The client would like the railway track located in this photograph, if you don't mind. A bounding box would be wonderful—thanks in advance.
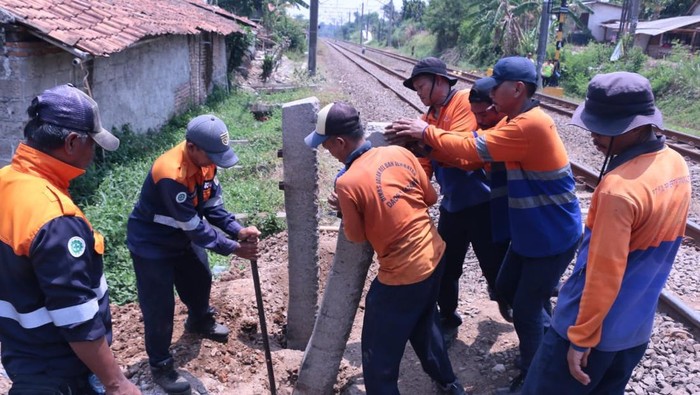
[338,40,700,165]
[325,39,700,333]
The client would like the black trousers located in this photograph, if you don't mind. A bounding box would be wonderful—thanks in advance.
[9,374,98,395]
[132,245,213,365]
[436,202,509,328]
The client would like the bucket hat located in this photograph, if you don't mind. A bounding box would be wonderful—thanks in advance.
[403,57,457,91]
[570,72,663,136]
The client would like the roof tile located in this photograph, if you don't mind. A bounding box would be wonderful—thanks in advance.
[0,0,249,57]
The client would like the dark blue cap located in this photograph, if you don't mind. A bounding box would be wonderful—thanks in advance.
[35,84,120,151]
[186,114,239,168]
[482,56,538,90]
[469,78,494,104]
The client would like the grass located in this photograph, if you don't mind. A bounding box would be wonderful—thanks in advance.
[72,86,315,304]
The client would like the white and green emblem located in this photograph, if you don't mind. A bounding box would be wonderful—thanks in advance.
[68,236,86,258]
[176,192,187,203]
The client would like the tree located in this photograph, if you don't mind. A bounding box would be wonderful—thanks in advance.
[402,0,426,23]
[609,0,695,19]
[424,0,471,51]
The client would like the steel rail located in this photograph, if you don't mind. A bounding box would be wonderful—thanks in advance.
[329,39,700,332]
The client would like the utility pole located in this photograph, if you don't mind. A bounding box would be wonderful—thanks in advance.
[535,0,551,88]
[360,3,364,44]
[308,0,318,75]
[628,0,641,37]
[386,4,394,47]
[554,0,568,62]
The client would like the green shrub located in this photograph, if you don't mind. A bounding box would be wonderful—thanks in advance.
[71,88,312,304]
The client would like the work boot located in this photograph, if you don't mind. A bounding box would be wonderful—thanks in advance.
[492,372,525,394]
[438,380,468,395]
[185,312,229,343]
[151,359,191,395]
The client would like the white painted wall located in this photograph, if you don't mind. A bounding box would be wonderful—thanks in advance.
[91,36,190,134]
[586,3,623,42]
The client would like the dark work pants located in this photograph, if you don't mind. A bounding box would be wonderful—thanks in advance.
[132,245,213,366]
[9,374,97,395]
[361,260,456,394]
[495,243,577,375]
[437,202,509,328]
[522,329,647,395]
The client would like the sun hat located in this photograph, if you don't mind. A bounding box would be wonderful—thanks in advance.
[480,57,537,91]
[570,72,663,136]
[402,57,458,91]
[304,102,362,148]
[34,84,120,151]
[186,114,239,168]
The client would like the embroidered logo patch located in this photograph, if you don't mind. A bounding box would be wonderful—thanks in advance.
[176,192,187,203]
[220,132,230,146]
[68,236,86,258]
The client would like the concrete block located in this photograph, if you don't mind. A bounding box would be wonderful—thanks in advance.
[282,96,320,351]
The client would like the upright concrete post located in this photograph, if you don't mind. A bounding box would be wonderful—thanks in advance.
[282,97,320,350]
[293,123,386,395]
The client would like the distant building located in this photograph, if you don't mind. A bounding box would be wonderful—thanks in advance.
[578,1,624,42]
[601,16,700,57]
[0,0,257,165]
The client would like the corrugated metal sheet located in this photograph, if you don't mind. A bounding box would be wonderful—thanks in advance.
[0,0,257,57]
[602,15,700,36]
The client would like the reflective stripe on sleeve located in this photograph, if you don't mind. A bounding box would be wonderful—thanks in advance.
[475,135,493,161]
[509,191,578,209]
[153,214,201,231]
[0,275,108,329]
[203,195,223,209]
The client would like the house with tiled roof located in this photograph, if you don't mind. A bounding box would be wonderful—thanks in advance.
[0,0,258,164]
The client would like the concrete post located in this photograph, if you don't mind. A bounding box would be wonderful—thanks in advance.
[294,227,374,394]
[293,123,386,394]
[282,97,320,350]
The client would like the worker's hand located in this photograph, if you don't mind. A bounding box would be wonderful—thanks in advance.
[234,239,259,260]
[238,226,261,242]
[105,378,141,395]
[384,122,415,147]
[327,191,340,211]
[567,345,591,385]
[392,118,429,141]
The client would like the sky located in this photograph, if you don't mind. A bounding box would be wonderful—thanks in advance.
[288,0,404,25]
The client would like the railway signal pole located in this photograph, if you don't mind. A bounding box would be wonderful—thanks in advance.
[308,0,318,75]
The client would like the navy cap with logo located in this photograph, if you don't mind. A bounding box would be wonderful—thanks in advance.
[469,78,494,104]
[35,84,120,151]
[570,72,663,136]
[304,102,362,148]
[186,114,239,168]
[402,57,458,91]
[481,56,538,91]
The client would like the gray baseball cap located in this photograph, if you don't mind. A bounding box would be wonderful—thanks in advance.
[186,114,239,168]
[35,84,120,151]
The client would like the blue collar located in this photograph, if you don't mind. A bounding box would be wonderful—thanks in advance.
[606,135,665,173]
[344,140,373,169]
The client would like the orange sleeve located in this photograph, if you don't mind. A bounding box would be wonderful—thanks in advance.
[417,156,434,179]
[336,183,367,243]
[567,193,633,348]
[414,156,438,206]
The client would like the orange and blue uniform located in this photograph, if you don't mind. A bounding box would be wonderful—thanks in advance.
[423,101,582,377]
[417,88,508,328]
[336,143,458,393]
[524,136,691,395]
[126,141,243,366]
[423,102,581,257]
[0,144,111,379]
[127,141,243,258]
[553,138,691,351]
